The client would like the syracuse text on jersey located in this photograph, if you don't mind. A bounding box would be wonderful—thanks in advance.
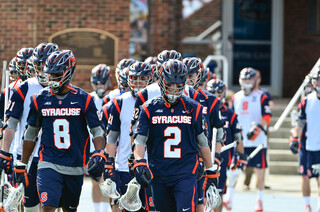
[152,115,192,124]
[41,108,81,116]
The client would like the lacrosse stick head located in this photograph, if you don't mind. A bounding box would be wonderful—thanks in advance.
[99,178,120,199]
[4,184,24,212]
[312,163,320,175]
[119,178,142,211]
[204,185,221,212]
[226,168,242,187]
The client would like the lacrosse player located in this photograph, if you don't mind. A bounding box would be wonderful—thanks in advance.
[207,79,245,211]
[17,50,107,212]
[232,67,272,211]
[132,59,219,212]
[289,71,320,212]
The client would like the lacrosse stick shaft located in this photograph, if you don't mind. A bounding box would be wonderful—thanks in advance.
[1,61,7,91]
[211,128,217,163]
[220,141,238,153]
[247,144,264,161]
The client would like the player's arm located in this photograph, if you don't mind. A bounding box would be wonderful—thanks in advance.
[105,99,121,157]
[259,93,272,128]
[21,125,40,163]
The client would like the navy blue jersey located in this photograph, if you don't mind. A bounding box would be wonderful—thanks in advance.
[135,95,205,182]
[188,88,225,144]
[297,99,307,149]
[220,104,242,165]
[27,85,103,167]
[101,101,113,132]
[259,88,273,101]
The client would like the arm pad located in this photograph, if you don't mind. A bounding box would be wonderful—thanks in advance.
[134,134,148,146]
[107,130,120,145]
[233,132,242,141]
[197,132,209,148]
[90,126,105,140]
[6,117,19,131]
[23,125,40,142]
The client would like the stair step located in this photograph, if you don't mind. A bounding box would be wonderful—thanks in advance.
[269,138,289,150]
[268,128,291,138]
[268,149,298,162]
[270,117,292,128]
[269,161,299,175]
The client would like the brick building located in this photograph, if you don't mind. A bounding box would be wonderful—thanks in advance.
[0,0,319,97]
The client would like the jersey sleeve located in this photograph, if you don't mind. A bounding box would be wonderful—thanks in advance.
[27,95,42,127]
[209,97,225,128]
[107,98,122,132]
[194,103,205,136]
[298,97,307,120]
[260,93,272,126]
[131,90,148,125]
[84,94,104,129]
[229,111,242,136]
[101,101,112,129]
[134,103,151,137]
[6,82,28,120]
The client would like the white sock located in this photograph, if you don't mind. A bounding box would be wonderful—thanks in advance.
[304,196,311,206]
[101,202,112,212]
[257,190,264,201]
[93,203,100,212]
[24,205,39,212]
[228,187,235,203]
[317,196,320,210]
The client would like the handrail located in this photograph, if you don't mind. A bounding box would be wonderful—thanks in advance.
[269,58,320,132]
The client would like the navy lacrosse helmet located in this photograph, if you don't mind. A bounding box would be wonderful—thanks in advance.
[115,59,136,91]
[158,59,187,105]
[157,50,182,66]
[91,64,111,98]
[239,67,257,95]
[15,47,34,80]
[144,56,159,84]
[128,61,153,96]
[44,50,76,94]
[8,57,19,82]
[207,79,227,103]
[183,57,204,89]
[26,57,35,78]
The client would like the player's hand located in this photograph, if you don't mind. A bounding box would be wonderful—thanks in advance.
[203,165,220,193]
[104,157,116,181]
[197,157,205,181]
[247,123,265,141]
[133,159,153,188]
[289,136,300,154]
[0,150,13,175]
[87,150,108,182]
[231,152,248,171]
[128,154,135,178]
[0,121,7,140]
[14,161,29,188]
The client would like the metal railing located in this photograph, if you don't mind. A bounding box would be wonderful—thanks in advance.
[269,58,320,132]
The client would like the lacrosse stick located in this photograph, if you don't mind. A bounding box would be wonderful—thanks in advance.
[220,141,238,153]
[226,144,264,187]
[204,184,221,212]
[99,178,120,199]
[1,61,7,91]
[311,163,320,175]
[119,178,142,211]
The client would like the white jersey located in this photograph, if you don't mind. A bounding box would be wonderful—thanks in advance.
[233,89,270,148]
[304,92,320,151]
[11,78,43,157]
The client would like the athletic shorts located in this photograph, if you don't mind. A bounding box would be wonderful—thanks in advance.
[245,147,268,169]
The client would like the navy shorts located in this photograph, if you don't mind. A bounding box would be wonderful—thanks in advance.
[197,177,204,204]
[15,155,40,207]
[140,186,156,211]
[114,171,131,195]
[307,150,320,178]
[299,147,309,176]
[37,168,83,211]
[151,175,198,212]
[245,147,268,169]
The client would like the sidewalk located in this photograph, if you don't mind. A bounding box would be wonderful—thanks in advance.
[77,174,319,211]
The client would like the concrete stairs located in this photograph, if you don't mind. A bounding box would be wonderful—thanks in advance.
[268,100,299,175]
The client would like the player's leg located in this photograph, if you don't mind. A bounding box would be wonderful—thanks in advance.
[37,168,64,212]
[24,158,40,212]
[214,160,227,212]
[139,186,156,211]
[196,177,205,212]
[91,177,111,212]
[112,171,131,212]
[255,148,267,212]
[300,148,311,211]
[173,175,198,212]
[309,150,320,212]
[59,173,84,212]
[243,167,254,190]
[152,181,176,212]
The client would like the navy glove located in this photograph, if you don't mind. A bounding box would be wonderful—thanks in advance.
[133,159,153,188]
[0,121,7,140]
[231,152,248,171]
[128,154,135,178]
[14,161,29,188]
[289,136,300,154]
[197,157,205,181]
[202,166,220,193]
[247,123,266,141]
[0,150,13,175]
[214,153,223,167]
[87,150,108,182]
[104,157,116,181]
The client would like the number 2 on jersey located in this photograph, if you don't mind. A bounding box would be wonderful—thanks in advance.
[164,126,181,158]
[53,119,71,149]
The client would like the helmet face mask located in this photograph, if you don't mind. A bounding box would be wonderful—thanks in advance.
[91,64,111,98]
[8,58,19,82]
[127,62,153,96]
[158,59,187,105]
[207,79,227,103]
[239,67,257,95]
[15,48,34,81]
[312,77,320,94]
[183,57,204,89]
[115,59,136,92]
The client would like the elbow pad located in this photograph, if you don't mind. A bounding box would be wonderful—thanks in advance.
[6,117,19,131]
[197,132,209,148]
[216,127,225,143]
[90,126,105,140]
[23,125,40,142]
[107,130,120,145]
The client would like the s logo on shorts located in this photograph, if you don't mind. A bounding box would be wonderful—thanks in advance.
[41,192,48,202]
